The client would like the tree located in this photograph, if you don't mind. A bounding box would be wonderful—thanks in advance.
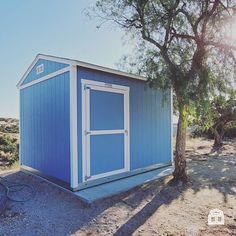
[195,91,236,149]
[92,0,236,181]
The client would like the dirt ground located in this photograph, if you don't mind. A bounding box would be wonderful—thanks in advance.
[0,138,235,236]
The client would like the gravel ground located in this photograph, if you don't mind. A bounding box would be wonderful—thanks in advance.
[0,138,235,236]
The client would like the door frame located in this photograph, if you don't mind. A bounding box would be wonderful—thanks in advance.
[81,79,130,182]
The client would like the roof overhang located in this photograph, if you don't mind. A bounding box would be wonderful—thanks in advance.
[17,54,147,88]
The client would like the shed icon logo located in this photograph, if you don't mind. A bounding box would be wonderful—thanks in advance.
[208,209,224,225]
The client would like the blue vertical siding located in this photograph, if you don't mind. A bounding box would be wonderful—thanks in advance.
[22,59,69,85]
[20,72,70,182]
[77,67,172,183]
[20,56,171,186]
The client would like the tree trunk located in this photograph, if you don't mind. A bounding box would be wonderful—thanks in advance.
[213,132,222,148]
[212,126,224,149]
[173,108,188,182]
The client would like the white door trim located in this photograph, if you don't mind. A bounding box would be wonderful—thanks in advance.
[81,79,130,182]
[81,79,130,91]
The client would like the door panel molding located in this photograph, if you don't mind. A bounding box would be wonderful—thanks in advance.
[81,79,130,182]
[89,130,126,135]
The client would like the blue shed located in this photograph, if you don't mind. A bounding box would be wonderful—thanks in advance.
[17,54,173,191]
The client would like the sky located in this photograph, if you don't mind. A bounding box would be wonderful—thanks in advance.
[0,0,134,118]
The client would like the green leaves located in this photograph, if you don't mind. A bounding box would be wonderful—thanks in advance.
[93,0,236,94]
[0,135,17,154]
[193,91,236,133]
[93,0,236,130]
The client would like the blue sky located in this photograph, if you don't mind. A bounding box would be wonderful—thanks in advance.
[0,0,134,118]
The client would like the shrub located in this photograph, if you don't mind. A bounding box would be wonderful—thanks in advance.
[0,124,18,134]
[191,123,236,140]
[0,134,19,166]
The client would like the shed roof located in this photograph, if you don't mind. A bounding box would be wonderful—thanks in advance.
[17,54,147,88]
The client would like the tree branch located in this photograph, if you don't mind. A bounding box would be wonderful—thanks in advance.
[171,27,196,41]
[205,41,236,51]
[194,0,221,38]
[178,8,198,38]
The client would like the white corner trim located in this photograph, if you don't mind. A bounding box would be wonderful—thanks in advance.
[19,92,22,166]
[18,67,70,90]
[81,80,87,183]
[70,65,79,189]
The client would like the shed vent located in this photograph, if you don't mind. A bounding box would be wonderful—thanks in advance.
[36,64,44,74]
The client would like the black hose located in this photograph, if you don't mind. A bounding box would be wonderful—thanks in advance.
[0,176,35,203]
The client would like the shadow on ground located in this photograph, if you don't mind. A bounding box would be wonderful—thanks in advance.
[0,147,236,235]
[113,153,236,235]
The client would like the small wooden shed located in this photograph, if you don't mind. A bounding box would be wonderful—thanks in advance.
[17,54,173,191]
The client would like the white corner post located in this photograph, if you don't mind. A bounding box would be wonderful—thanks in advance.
[18,92,22,166]
[70,64,78,189]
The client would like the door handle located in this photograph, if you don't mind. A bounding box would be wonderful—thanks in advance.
[84,130,91,135]
[85,175,91,180]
